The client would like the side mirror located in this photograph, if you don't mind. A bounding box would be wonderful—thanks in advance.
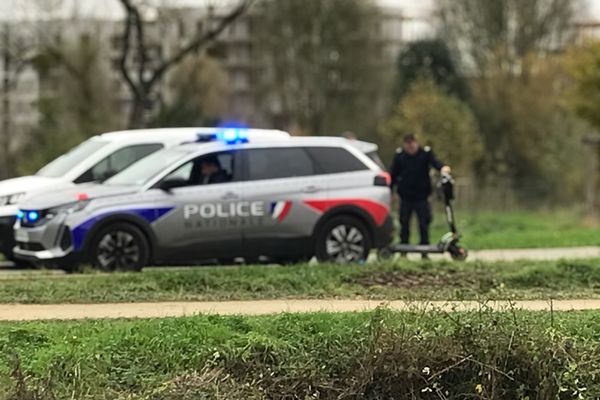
[157,178,188,192]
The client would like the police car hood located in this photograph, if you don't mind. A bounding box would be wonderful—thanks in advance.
[0,175,65,198]
[19,184,140,210]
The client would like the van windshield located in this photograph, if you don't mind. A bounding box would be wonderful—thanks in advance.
[37,139,110,178]
[104,147,195,187]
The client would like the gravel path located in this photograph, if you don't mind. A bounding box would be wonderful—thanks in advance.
[1,299,599,321]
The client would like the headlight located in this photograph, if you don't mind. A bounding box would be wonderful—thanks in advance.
[0,192,26,207]
[46,200,90,219]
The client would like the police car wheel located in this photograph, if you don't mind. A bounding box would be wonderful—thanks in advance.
[90,223,149,272]
[316,216,372,264]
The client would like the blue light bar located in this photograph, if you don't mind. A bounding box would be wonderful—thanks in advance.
[216,127,248,144]
[16,210,24,220]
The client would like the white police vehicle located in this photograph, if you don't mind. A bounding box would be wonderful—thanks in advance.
[13,129,393,271]
[0,128,289,261]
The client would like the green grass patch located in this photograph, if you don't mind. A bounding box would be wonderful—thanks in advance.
[2,258,600,304]
[1,309,600,399]
[429,209,599,249]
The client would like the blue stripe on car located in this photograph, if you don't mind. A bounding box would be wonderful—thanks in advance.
[71,207,174,251]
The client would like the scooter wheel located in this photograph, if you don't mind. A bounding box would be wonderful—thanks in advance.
[377,247,395,262]
[449,246,468,261]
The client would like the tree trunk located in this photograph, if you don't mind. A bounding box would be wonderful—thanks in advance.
[127,96,146,129]
[0,26,12,179]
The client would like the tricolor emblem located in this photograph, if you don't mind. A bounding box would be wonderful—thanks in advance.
[270,201,292,223]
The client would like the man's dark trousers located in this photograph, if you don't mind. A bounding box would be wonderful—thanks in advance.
[399,198,432,245]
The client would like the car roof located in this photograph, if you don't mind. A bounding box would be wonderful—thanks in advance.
[96,128,290,142]
[178,135,376,150]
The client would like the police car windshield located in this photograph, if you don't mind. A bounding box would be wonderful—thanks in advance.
[104,147,195,187]
[37,139,109,178]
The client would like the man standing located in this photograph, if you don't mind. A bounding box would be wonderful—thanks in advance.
[389,134,451,254]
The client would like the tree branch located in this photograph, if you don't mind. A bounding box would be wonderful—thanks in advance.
[118,0,142,100]
[147,0,254,88]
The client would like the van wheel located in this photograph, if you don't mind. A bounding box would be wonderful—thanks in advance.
[89,223,149,272]
[316,216,372,263]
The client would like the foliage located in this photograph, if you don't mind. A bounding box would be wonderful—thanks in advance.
[17,34,118,175]
[470,54,588,202]
[435,0,585,205]
[150,56,229,128]
[565,41,600,130]
[437,0,576,76]
[1,310,600,399]
[255,0,387,137]
[3,257,600,304]
[395,39,469,102]
[381,79,482,175]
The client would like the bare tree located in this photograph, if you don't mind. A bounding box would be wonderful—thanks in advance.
[117,0,254,129]
[0,23,36,179]
[437,0,578,76]
[254,0,385,136]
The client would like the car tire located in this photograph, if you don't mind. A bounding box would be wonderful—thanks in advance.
[89,223,150,272]
[315,216,372,263]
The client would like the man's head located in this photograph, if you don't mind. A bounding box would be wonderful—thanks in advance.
[402,133,420,155]
[200,156,221,176]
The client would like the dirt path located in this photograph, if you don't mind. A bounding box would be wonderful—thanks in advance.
[2,299,600,321]
[466,246,600,262]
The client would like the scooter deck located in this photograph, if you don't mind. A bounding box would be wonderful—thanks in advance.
[388,244,445,254]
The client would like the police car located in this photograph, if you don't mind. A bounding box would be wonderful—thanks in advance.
[0,128,289,261]
[13,129,393,271]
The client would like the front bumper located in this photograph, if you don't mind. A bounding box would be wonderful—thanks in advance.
[12,214,75,262]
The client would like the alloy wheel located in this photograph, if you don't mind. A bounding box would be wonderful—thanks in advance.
[325,224,366,263]
[96,231,141,271]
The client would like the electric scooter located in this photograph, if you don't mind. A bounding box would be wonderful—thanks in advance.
[378,172,468,261]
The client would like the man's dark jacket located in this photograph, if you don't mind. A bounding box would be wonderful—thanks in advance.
[389,147,444,201]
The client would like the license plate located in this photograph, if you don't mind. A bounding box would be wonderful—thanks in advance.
[15,230,29,242]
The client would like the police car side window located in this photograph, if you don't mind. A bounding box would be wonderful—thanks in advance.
[245,148,316,181]
[306,147,368,174]
[161,151,235,187]
[75,144,164,183]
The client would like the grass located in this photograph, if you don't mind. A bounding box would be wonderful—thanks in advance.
[2,258,600,304]
[428,209,599,249]
[1,309,600,399]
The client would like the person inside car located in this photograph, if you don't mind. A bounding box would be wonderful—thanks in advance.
[193,156,230,185]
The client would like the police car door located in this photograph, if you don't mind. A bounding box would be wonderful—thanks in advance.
[151,150,244,262]
[239,146,330,259]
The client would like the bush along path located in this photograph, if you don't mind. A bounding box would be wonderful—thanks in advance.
[1,309,599,399]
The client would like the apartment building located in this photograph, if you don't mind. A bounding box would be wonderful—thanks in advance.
[0,3,406,137]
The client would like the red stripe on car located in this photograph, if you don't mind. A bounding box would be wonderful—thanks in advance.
[278,202,292,222]
[304,199,390,226]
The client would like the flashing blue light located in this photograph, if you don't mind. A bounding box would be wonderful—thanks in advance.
[27,211,39,222]
[16,210,24,220]
[216,127,249,144]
